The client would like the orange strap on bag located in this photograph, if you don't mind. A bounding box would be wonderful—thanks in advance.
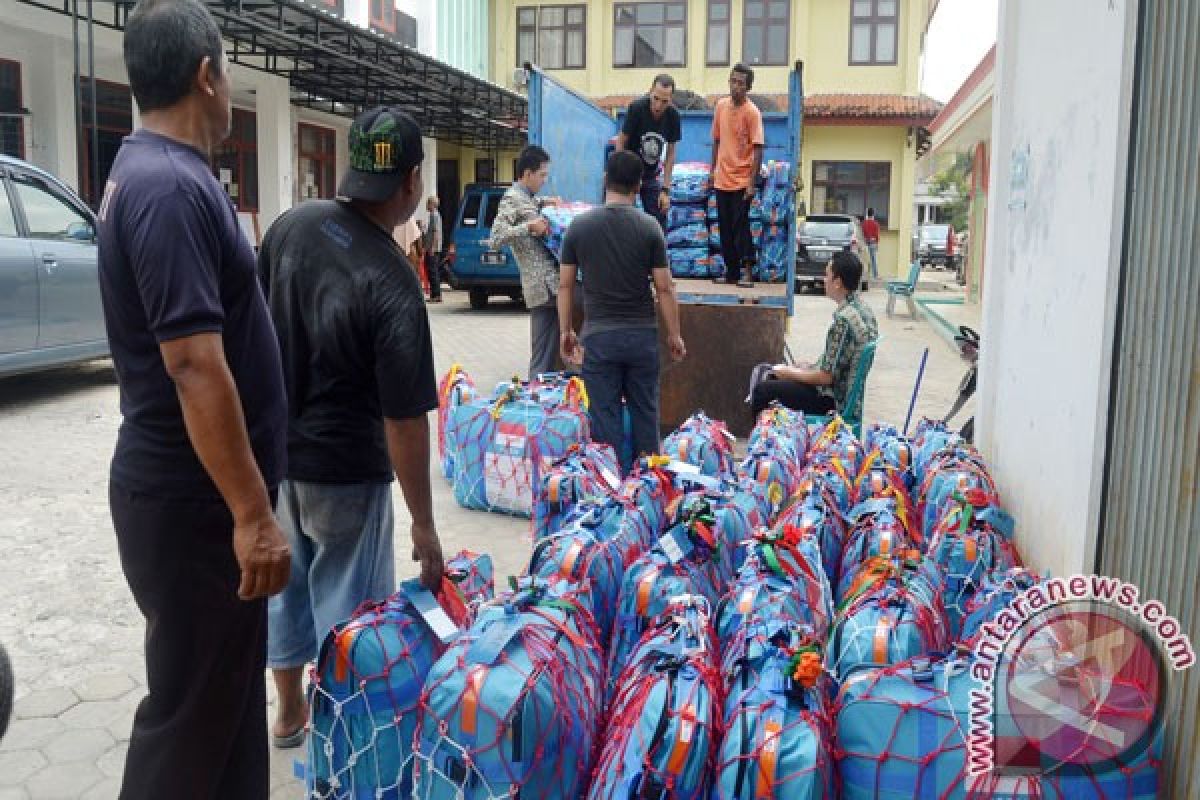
[873,613,894,664]
[755,717,783,799]
[461,665,488,736]
[665,704,697,775]
[560,540,585,579]
[636,569,658,617]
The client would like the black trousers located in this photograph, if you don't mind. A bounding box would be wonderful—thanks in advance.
[639,183,667,231]
[750,378,837,418]
[111,482,270,799]
[425,250,442,299]
[715,188,756,282]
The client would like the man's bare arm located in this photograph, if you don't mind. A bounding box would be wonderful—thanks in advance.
[651,267,686,361]
[773,364,834,386]
[160,332,289,600]
[384,415,443,589]
[558,266,580,364]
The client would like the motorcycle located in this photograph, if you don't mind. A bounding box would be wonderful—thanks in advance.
[944,325,979,443]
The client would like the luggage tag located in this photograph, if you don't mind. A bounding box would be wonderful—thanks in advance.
[657,526,693,565]
[665,459,701,476]
[400,579,461,645]
[598,464,620,490]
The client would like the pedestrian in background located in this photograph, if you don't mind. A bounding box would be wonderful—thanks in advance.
[424,196,443,303]
[98,0,290,795]
[862,206,881,281]
[711,63,764,289]
[257,106,445,750]
[558,150,686,473]
[489,145,563,379]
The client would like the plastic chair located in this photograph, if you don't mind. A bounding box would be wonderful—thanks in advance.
[886,262,921,318]
[806,338,879,439]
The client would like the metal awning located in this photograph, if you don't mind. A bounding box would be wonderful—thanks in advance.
[18,0,528,150]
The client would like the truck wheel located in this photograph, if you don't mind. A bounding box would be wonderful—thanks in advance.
[468,289,489,310]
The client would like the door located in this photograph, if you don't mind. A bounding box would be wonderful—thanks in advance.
[436,159,460,239]
[0,174,37,355]
[10,170,104,347]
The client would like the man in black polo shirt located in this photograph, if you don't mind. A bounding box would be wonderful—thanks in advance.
[558,151,687,472]
[97,0,289,795]
[615,74,682,230]
[257,107,445,749]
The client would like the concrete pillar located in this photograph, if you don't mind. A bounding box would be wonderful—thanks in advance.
[254,72,293,231]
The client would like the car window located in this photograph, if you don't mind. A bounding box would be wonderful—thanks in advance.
[803,221,853,238]
[0,182,17,238]
[482,194,502,228]
[11,174,91,242]
[460,193,482,228]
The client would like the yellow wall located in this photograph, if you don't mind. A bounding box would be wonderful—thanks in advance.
[492,0,927,97]
[439,141,521,196]
[802,125,916,279]
[490,0,927,279]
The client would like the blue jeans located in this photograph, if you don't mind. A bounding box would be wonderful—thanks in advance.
[267,480,395,669]
[867,242,879,280]
[583,327,659,473]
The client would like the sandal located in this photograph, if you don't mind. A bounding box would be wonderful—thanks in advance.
[272,726,306,749]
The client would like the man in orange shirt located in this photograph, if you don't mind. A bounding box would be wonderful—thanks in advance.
[710,63,765,288]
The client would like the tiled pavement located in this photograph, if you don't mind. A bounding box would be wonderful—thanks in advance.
[0,284,969,798]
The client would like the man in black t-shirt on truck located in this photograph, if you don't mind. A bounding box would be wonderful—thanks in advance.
[257,106,446,751]
[615,74,682,230]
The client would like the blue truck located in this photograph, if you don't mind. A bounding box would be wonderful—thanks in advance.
[448,64,805,316]
[445,182,525,309]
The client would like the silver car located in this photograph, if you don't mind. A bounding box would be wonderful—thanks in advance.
[0,155,108,377]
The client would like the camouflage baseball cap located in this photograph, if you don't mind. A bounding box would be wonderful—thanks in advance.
[337,106,424,203]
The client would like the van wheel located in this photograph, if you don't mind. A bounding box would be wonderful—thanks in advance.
[468,289,489,310]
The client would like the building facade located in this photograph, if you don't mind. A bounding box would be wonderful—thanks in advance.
[922,44,993,303]
[0,0,523,240]
[490,0,939,277]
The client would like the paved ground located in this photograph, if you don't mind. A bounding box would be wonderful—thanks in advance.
[0,278,971,798]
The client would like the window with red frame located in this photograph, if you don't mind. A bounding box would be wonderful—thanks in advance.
[298,123,337,201]
[78,78,133,208]
[214,108,258,212]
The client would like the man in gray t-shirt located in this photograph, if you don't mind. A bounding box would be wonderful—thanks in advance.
[558,150,686,471]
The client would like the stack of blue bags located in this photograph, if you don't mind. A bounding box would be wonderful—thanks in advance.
[751,160,793,282]
[667,162,717,278]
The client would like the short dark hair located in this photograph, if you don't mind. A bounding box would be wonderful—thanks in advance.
[605,150,643,194]
[124,0,224,113]
[866,207,875,217]
[652,74,675,91]
[515,145,550,180]
[731,63,755,89]
[830,250,863,291]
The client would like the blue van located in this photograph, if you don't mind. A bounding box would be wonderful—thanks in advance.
[447,182,524,310]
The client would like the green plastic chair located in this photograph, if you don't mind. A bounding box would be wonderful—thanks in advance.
[886,262,921,318]
[805,338,879,440]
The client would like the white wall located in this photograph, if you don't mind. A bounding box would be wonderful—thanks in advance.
[977,0,1139,578]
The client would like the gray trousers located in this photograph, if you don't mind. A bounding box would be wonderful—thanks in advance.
[529,300,560,380]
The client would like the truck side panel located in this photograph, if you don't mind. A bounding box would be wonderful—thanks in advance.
[526,67,619,205]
